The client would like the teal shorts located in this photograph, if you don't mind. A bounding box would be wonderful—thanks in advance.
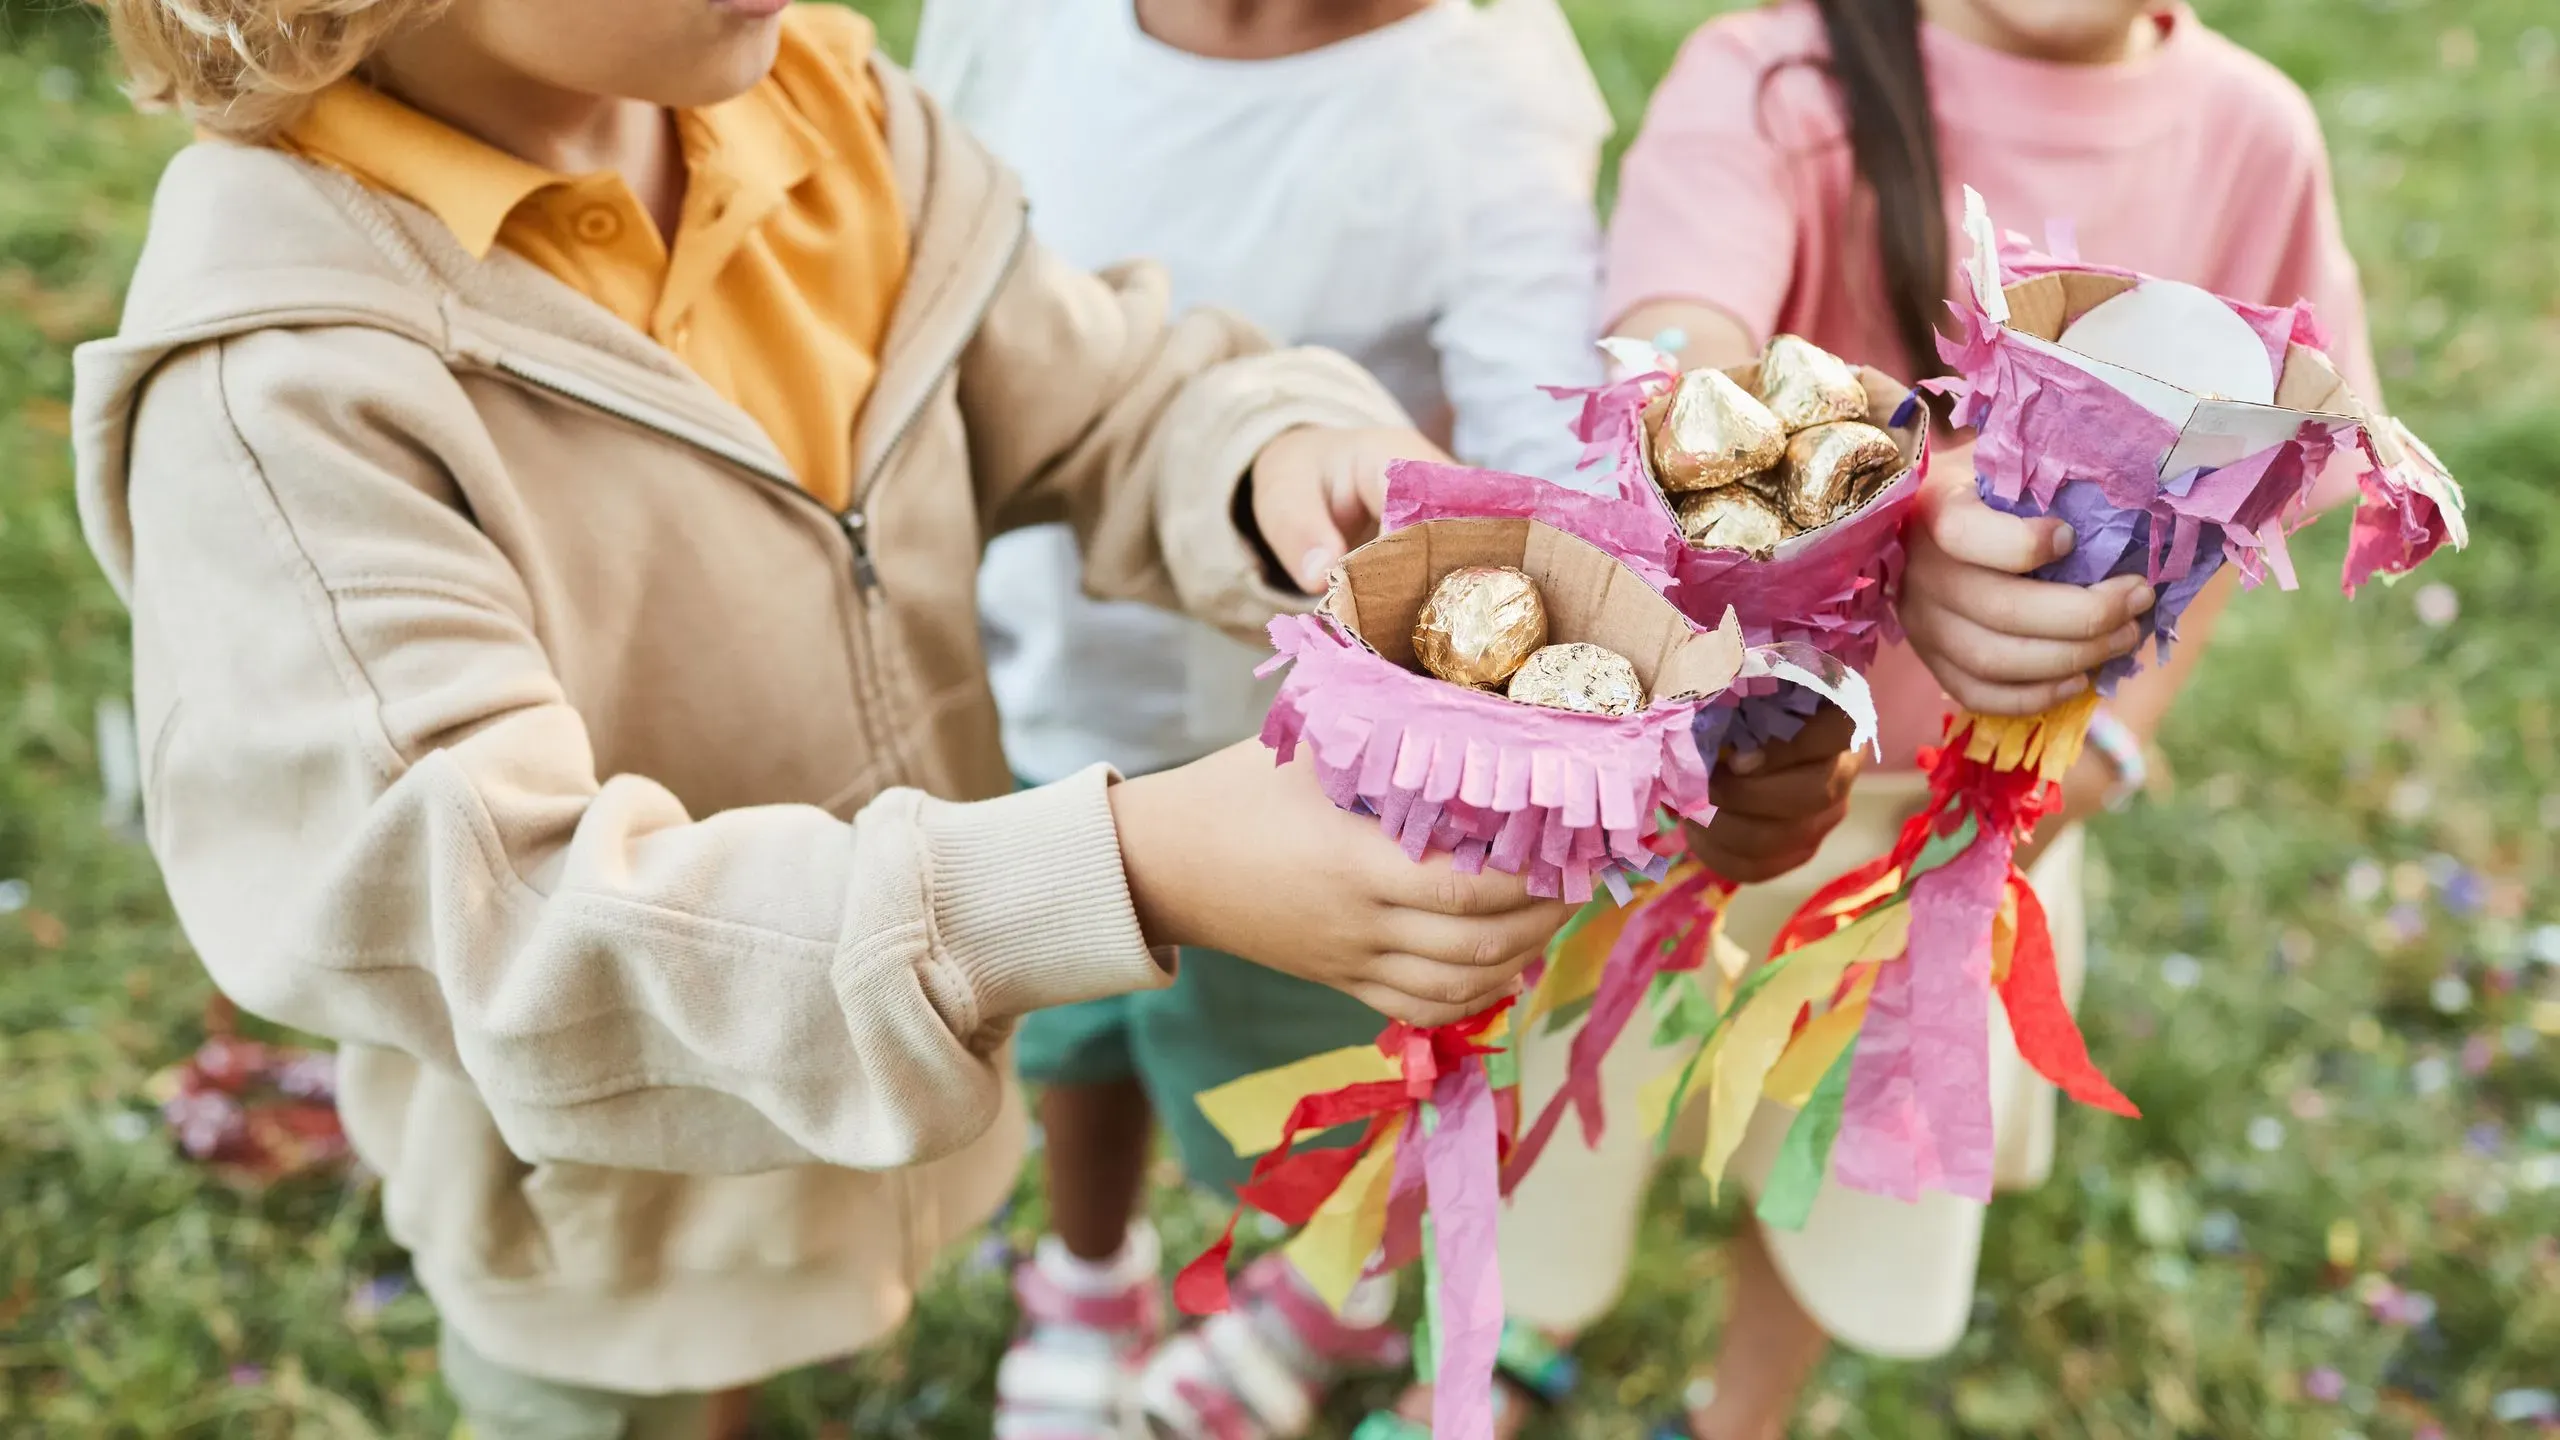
[1017,947,1382,1200]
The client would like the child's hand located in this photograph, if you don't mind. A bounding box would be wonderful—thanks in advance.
[1248,426,1454,592]
[1683,706,1864,883]
[1110,742,1573,1027]
[1900,469,2156,715]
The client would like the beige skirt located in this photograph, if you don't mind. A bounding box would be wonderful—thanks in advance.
[1496,771,2088,1358]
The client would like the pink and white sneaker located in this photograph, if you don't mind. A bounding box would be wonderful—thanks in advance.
[1137,1255,1409,1440]
[996,1225,1167,1440]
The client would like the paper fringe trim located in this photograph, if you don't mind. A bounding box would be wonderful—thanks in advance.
[1959,688,2099,784]
[1262,607,1864,904]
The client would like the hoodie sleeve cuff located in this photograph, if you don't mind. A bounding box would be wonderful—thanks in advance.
[1152,346,1414,642]
[915,766,1172,1030]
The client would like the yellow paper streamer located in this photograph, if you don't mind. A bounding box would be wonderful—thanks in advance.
[1524,861,1702,1026]
[1196,1045,1398,1158]
[1710,910,1752,984]
[1699,903,1915,1191]
[1990,882,2020,987]
[1821,865,1907,922]
[1635,1052,1696,1145]
[1282,1112,1405,1311]
[1764,966,1878,1108]
[1960,688,2099,782]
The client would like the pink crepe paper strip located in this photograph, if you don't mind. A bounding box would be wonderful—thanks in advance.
[1419,1063,1504,1440]
[1829,824,2012,1202]
[1258,612,1733,903]
[1499,863,1721,1187]
[1382,460,1682,587]
[2343,419,2465,595]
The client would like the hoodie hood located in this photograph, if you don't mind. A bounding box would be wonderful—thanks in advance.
[71,54,1001,604]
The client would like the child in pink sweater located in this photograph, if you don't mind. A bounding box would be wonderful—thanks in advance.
[1495,2,2384,1436]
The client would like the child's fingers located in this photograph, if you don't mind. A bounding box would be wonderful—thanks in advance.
[1345,981,1502,1032]
[1329,445,1389,536]
[1729,705,1859,775]
[1684,813,1829,884]
[1924,487,2076,574]
[1709,759,1856,821]
[1381,905,1571,973]
[1350,952,1533,1022]
[1269,506,1352,594]
[1929,666,2093,718]
[1933,570,2153,644]
[1910,607,2143,686]
[1388,860,1556,919]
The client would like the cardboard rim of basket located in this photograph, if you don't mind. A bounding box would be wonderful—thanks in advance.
[1997,270,2373,478]
[1321,516,1745,706]
[1633,362,1926,558]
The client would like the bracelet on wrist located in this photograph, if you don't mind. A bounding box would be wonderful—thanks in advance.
[2085,708,2147,812]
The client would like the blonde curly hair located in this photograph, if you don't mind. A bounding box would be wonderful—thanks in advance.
[96,0,448,141]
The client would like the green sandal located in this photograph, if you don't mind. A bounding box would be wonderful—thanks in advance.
[1347,1320,1578,1439]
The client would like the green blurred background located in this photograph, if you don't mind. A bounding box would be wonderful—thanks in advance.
[2,0,2554,1435]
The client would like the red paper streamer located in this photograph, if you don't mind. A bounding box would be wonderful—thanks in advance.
[1177,1003,1515,1316]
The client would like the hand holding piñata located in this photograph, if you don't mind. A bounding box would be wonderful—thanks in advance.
[1709,189,2470,1223]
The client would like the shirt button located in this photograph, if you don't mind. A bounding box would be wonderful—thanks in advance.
[572,205,623,244]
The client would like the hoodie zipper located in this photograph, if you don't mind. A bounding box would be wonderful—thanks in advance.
[839,210,1032,593]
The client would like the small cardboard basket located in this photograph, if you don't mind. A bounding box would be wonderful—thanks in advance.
[1322,516,1743,707]
[1994,269,2361,478]
[1628,363,1928,560]
[1260,518,1758,900]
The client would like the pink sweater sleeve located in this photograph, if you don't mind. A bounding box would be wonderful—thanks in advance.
[2241,88,2382,510]
[1602,24,1805,339]
[2266,121,2383,410]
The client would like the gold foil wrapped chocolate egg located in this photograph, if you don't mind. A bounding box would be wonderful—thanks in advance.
[1505,642,1646,717]
[1672,486,1790,556]
[1777,421,1905,529]
[1412,565,1548,687]
[1645,368,1786,493]
[1756,334,1870,432]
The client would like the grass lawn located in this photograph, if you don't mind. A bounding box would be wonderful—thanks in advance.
[2,0,2556,1435]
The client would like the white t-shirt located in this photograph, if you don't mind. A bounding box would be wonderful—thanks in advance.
[916,0,1612,782]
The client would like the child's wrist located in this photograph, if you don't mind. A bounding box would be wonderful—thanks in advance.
[1106,770,1190,954]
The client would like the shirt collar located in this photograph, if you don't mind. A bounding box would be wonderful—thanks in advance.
[283,80,559,259]
[682,77,824,217]
[281,69,823,260]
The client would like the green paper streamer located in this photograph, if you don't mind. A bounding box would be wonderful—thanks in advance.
[1649,945,1799,1154]
[1894,812,1980,897]
[1649,971,1717,1048]
[1540,992,1598,1035]
[1544,896,1605,955]
[1755,1045,1856,1231]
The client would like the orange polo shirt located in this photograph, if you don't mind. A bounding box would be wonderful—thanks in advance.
[282,6,907,511]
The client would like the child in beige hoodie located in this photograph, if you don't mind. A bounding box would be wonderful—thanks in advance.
[71,0,1613,1433]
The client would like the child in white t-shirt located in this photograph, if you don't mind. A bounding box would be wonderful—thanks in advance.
[913,2,1611,1434]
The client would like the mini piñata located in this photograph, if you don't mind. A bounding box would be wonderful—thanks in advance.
[1180,517,1831,1440]
[1685,189,2470,1227]
[1387,342,1920,1187]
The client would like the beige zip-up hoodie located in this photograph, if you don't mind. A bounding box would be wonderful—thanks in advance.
[70,59,1404,1392]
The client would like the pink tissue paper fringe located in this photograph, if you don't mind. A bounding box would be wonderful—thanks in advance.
[1258,614,1720,905]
